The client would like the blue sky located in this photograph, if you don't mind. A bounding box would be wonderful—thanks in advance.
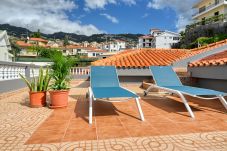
[69,0,177,34]
[0,0,198,35]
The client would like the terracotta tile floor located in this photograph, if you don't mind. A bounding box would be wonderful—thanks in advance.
[26,82,227,145]
[1,80,227,150]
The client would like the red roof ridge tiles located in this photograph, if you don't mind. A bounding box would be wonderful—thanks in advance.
[189,50,227,67]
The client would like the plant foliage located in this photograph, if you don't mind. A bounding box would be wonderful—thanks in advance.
[50,53,74,90]
[19,68,51,92]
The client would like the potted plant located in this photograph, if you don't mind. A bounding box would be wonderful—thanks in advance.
[49,53,74,108]
[19,68,51,108]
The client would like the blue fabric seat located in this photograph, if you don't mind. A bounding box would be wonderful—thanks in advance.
[144,66,227,119]
[150,66,226,96]
[90,66,138,98]
[88,66,144,124]
[92,87,138,98]
[164,86,224,96]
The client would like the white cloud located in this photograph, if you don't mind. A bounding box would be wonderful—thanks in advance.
[121,0,136,6]
[100,13,119,23]
[84,0,136,10]
[0,0,103,36]
[142,13,149,18]
[147,0,198,32]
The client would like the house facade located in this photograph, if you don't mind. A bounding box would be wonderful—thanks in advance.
[61,45,106,58]
[138,35,153,48]
[102,39,126,52]
[151,30,180,49]
[138,29,180,49]
[0,31,13,62]
[192,0,227,23]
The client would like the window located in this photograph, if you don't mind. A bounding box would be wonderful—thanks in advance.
[199,6,206,13]
[143,39,145,42]
[214,11,219,16]
[93,53,96,56]
[173,37,180,40]
[169,37,172,39]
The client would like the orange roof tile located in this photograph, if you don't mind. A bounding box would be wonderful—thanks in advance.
[29,38,48,43]
[92,48,190,68]
[139,35,153,39]
[16,41,33,47]
[189,50,227,67]
[92,39,227,68]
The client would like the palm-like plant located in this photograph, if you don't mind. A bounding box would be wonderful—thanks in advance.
[50,53,74,90]
[19,68,51,92]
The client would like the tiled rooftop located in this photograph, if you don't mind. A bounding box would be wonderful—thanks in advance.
[189,50,227,67]
[1,80,227,150]
[92,39,227,68]
[29,37,48,43]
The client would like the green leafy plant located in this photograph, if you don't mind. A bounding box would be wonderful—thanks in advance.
[50,53,74,90]
[19,68,51,92]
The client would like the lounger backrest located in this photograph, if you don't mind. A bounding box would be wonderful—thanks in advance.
[150,66,183,86]
[90,66,120,88]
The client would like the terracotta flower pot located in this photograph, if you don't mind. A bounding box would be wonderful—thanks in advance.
[49,90,69,108]
[29,91,46,108]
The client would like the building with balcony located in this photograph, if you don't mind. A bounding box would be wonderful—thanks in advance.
[192,0,227,24]
[0,30,13,62]
[138,35,153,48]
[138,29,180,49]
[102,39,126,52]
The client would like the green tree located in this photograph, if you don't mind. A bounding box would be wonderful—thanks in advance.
[63,35,69,46]
[31,29,41,38]
[10,40,21,61]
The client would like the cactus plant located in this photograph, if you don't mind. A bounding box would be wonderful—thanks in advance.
[19,67,51,92]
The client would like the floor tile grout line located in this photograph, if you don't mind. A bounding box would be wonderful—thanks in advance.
[60,102,76,145]
[116,105,134,140]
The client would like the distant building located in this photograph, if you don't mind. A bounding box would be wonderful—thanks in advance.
[102,39,126,52]
[0,31,13,62]
[138,35,153,48]
[16,37,49,57]
[27,37,48,47]
[192,0,227,24]
[138,29,180,49]
[61,45,107,58]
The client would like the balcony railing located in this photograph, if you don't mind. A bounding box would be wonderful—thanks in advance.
[192,0,224,17]
[71,67,90,75]
[187,13,227,30]
[0,61,40,81]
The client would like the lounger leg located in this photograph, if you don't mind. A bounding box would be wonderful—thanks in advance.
[144,85,153,96]
[177,92,195,119]
[218,96,227,110]
[135,98,145,121]
[89,88,93,124]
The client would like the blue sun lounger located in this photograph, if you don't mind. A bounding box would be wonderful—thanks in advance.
[144,66,227,118]
[88,66,145,124]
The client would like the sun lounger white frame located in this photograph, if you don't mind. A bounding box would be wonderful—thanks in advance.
[144,82,227,119]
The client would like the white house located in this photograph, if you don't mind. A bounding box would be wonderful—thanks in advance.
[0,31,13,62]
[151,30,180,49]
[102,39,126,52]
[138,35,153,48]
[138,29,180,49]
[61,45,107,58]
